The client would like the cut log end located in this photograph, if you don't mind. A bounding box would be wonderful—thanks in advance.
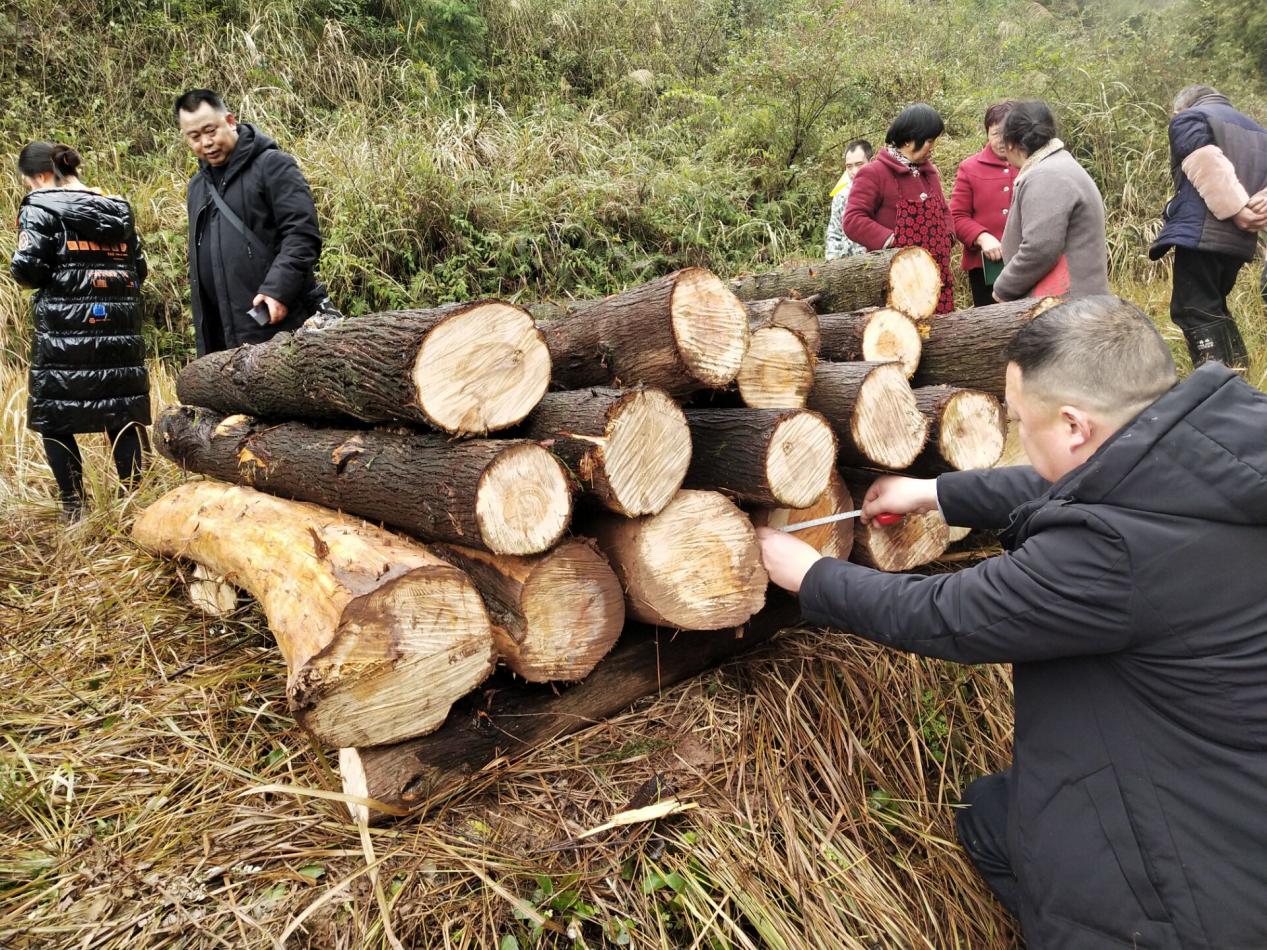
[476,443,573,555]
[862,307,922,378]
[670,269,751,387]
[887,246,941,320]
[852,508,950,572]
[737,326,815,409]
[753,472,854,560]
[746,298,821,354]
[851,364,928,469]
[603,388,692,516]
[765,411,838,509]
[939,390,1006,471]
[412,302,551,434]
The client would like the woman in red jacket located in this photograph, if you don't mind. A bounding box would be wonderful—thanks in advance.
[844,103,956,314]
[950,101,1017,306]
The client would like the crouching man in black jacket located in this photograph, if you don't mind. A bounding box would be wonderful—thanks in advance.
[757,295,1267,949]
[175,89,336,356]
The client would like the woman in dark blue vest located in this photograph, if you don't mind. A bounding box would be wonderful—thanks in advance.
[10,142,150,520]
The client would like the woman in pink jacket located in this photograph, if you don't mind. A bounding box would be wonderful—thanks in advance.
[950,101,1017,306]
[844,103,956,314]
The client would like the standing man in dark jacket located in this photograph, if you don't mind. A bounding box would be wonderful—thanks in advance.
[757,295,1267,948]
[175,89,334,356]
[1149,85,1267,369]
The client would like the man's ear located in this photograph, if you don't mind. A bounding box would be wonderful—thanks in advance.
[225,113,238,129]
[1059,405,1094,452]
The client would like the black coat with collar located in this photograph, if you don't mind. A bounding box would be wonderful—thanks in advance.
[800,363,1267,948]
[185,123,327,356]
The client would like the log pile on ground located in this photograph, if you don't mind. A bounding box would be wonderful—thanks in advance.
[130,253,1048,820]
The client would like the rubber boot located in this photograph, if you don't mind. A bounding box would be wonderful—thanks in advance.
[1183,319,1249,371]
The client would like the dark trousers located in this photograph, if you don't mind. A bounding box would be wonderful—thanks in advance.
[1170,246,1249,366]
[967,267,996,308]
[956,771,1020,918]
[42,423,147,510]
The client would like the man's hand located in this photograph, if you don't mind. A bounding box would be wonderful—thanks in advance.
[976,232,1004,262]
[860,475,940,523]
[1232,201,1267,233]
[755,527,823,594]
[253,293,289,325]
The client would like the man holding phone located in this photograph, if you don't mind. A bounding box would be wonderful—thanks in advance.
[175,89,336,356]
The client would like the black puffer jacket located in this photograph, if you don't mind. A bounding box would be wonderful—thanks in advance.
[801,362,1267,948]
[10,189,150,434]
[186,123,327,356]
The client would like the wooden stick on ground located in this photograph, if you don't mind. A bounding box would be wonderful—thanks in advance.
[807,361,928,468]
[817,307,922,378]
[132,482,496,748]
[176,303,551,435]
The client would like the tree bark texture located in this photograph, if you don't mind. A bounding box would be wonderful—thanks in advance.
[175,303,551,435]
[132,481,496,748]
[912,296,1059,398]
[906,386,1006,475]
[340,595,800,822]
[435,540,625,684]
[683,408,837,508]
[520,387,691,517]
[817,307,922,378]
[541,268,750,397]
[153,406,572,556]
[807,361,928,469]
[728,247,940,319]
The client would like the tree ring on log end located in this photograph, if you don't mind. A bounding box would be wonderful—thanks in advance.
[603,389,691,516]
[737,326,815,409]
[412,303,551,434]
[856,508,949,572]
[765,411,838,508]
[862,307,922,378]
[851,364,928,469]
[476,443,572,555]
[941,390,1006,470]
[669,269,751,387]
[887,247,940,320]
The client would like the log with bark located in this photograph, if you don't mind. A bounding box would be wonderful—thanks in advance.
[683,408,837,508]
[735,325,816,409]
[541,268,750,396]
[728,247,941,319]
[587,490,768,630]
[751,471,855,560]
[132,482,496,747]
[817,307,922,378]
[912,296,1060,397]
[906,386,1006,475]
[520,387,690,517]
[340,596,800,821]
[435,540,625,684]
[807,361,928,468]
[843,473,950,572]
[175,303,551,435]
[154,406,572,555]
[745,297,821,354]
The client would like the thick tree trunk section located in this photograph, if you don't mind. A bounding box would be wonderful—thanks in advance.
[751,471,855,560]
[912,296,1060,398]
[541,268,750,397]
[435,540,625,684]
[807,362,928,468]
[736,326,816,409]
[587,490,768,630]
[906,386,1006,475]
[154,406,571,556]
[728,247,940,319]
[175,303,551,435]
[520,387,690,517]
[683,408,837,508]
[745,298,821,354]
[340,596,800,821]
[132,482,496,747]
[817,307,922,378]
[843,473,950,572]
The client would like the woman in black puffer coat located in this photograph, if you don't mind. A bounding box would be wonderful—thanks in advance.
[10,142,150,518]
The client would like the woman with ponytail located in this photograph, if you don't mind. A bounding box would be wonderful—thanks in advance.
[9,142,151,520]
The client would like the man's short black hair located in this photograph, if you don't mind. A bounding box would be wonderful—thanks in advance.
[885,104,945,150]
[845,139,874,161]
[174,89,228,120]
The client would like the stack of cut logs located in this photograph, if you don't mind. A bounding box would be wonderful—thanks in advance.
[132,247,1054,819]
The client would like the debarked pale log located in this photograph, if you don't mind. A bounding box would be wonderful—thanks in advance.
[131,481,496,747]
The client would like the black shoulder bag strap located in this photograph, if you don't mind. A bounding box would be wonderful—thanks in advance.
[206,179,273,261]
